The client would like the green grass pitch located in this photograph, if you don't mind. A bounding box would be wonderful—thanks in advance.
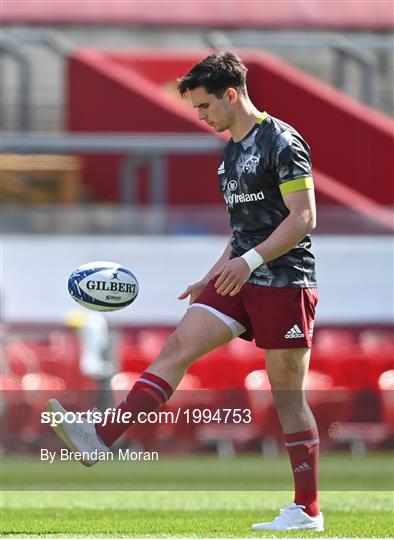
[1,454,393,537]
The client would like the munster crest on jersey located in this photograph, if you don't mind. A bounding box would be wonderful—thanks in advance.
[243,155,259,174]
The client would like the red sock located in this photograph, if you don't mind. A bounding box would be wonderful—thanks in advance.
[96,372,173,447]
[284,427,320,517]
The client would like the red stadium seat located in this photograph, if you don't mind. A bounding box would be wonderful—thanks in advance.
[137,329,171,359]
[118,339,149,373]
[5,334,90,389]
[378,370,394,432]
[189,345,259,390]
[0,373,33,444]
[5,340,40,376]
[359,330,394,351]
[0,372,22,395]
[110,371,140,404]
[20,372,71,443]
[22,372,66,408]
[314,329,355,353]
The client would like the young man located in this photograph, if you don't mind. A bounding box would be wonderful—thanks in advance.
[48,51,322,532]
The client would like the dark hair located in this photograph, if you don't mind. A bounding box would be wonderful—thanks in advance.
[178,51,248,98]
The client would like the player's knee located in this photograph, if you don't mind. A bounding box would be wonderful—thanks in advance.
[269,370,303,391]
[267,349,309,389]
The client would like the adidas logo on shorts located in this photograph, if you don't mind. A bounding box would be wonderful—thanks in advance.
[284,324,305,339]
[293,462,312,473]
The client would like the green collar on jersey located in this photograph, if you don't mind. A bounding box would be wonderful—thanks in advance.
[256,111,269,124]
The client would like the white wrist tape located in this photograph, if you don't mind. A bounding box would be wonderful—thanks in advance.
[241,248,264,272]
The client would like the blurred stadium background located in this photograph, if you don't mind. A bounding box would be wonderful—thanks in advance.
[1,0,393,465]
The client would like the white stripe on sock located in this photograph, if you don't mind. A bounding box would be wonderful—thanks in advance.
[138,377,169,401]
[285,438,320,447]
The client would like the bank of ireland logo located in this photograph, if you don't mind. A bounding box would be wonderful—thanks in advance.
[227,180,238,192]
[243,155,259,174]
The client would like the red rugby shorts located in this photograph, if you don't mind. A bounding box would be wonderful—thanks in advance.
[192,280,318,349]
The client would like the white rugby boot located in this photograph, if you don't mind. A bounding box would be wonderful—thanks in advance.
[47,398,110,467]
[252,503,324,531]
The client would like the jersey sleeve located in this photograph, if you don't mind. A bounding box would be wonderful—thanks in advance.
[272,131,314,196]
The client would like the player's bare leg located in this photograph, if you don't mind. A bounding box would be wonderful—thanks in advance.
[147,305,234,388]
[48,306,235,465]
[265,347,316,433]
[252,347,323,531]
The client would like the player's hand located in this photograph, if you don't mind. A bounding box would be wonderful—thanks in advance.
[214,258,251,296]
[178,279,208,304]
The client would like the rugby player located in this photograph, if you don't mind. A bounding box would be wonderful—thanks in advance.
[48,51,323,532]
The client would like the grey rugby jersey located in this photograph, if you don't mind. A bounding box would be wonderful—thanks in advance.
[219,112,317,288]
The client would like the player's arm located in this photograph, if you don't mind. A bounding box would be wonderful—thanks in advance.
[255,136,316,263]
[254,187,316,263]
[214,187,315,296]
[178,238,232,303]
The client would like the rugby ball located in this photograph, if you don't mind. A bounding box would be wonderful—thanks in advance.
[68,261,139,312]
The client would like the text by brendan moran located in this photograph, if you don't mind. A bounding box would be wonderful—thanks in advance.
[41,448,159,464]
